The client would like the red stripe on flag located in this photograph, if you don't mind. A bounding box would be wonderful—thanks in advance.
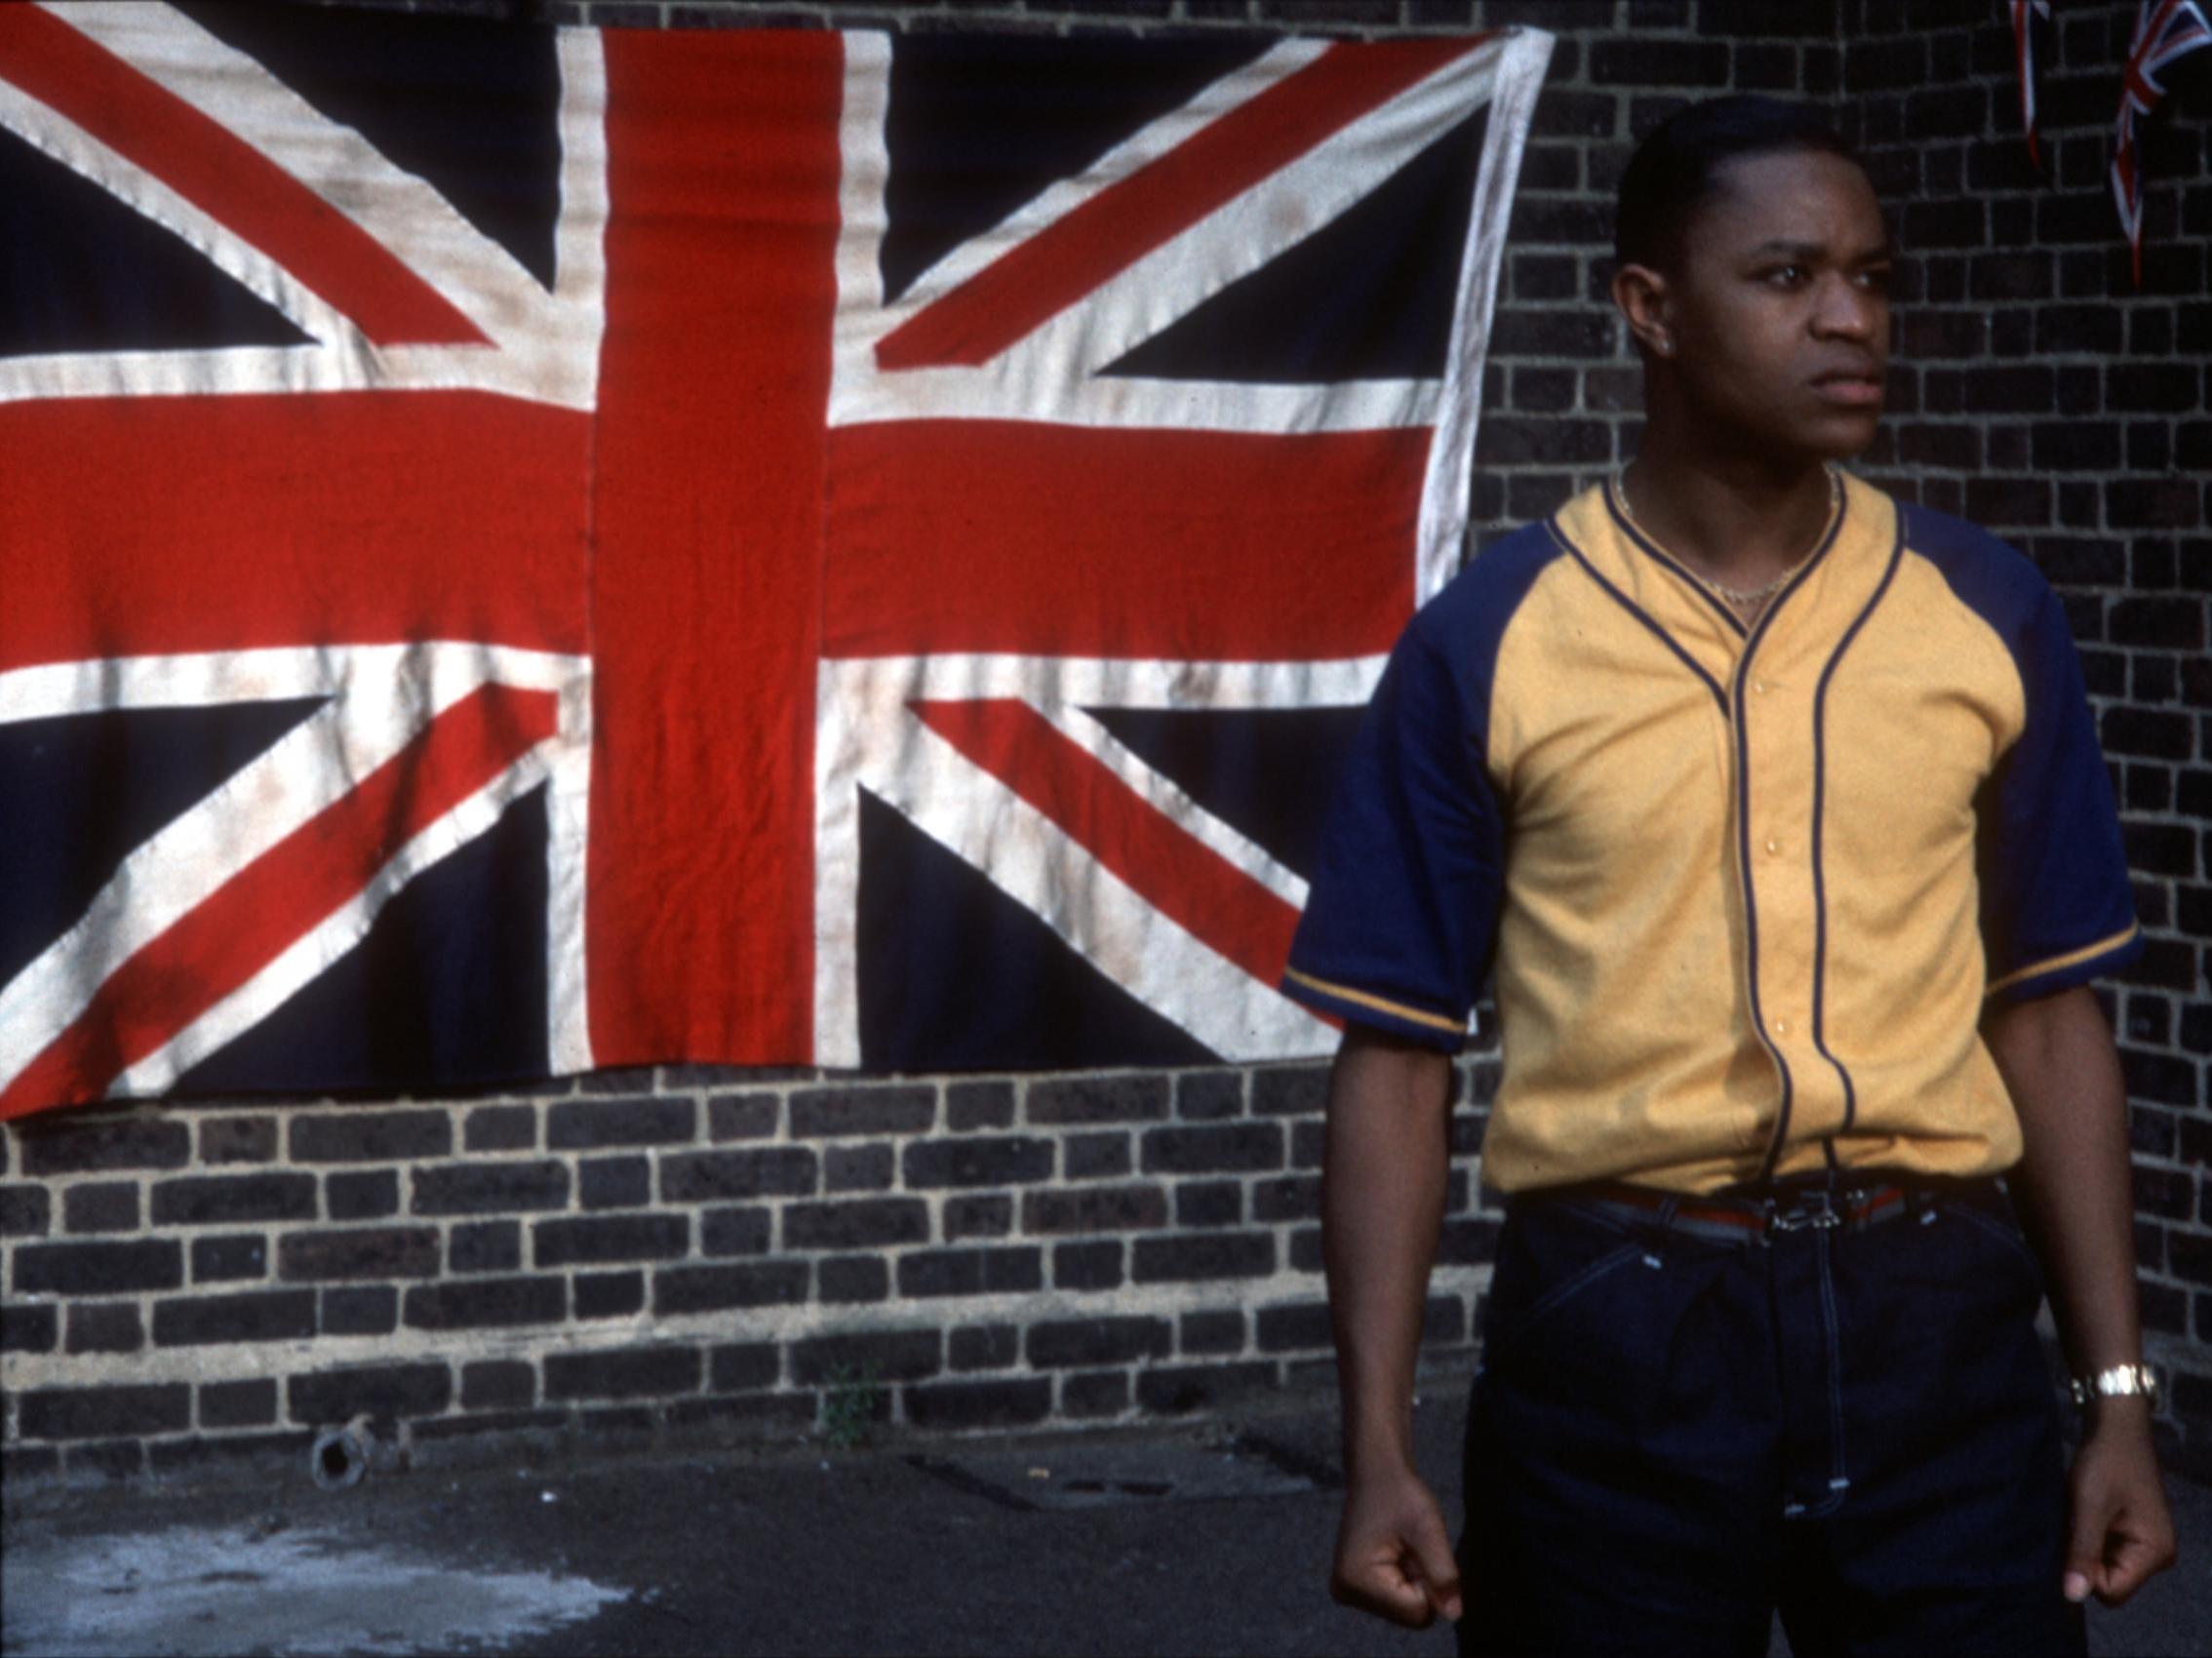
[823,421,1425,660]
[0,5,487,346]
[0,682,559,1120]
[0,394,589,671]
[586,30,843,1064]
[908,698,1304,995]
[874,37,1481,370]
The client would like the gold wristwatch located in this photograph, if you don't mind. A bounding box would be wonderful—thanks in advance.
[2069,1362,2158,1407]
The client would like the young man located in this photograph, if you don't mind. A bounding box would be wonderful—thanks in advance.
[1282,98,2177,1655]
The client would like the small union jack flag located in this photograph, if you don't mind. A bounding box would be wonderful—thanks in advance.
[2113,0,2212,283]
[2009,0,2052,167]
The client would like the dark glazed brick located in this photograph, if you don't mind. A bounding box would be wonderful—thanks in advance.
[321,1286,398,1336]
[199,1116,277,1164]
[412,1161,569,1215]
[1180,1310,1246,1357]
[1142,1124,1283,1173]
[1063,1132,1132,1179]
[1132,1232,1275,1283]
[826,1143,896,1191]
[1257,1301,1334,1353]
[573,1270,646,1320]
[191,1233,267,1283]
[947,1081,1015,1130]
[20,1383,189,1441]
[708,1092,779,1140]
[1053,1241,1124,1290]
[287,1362,452,1428]
[1027,1316,1171,1369]
[1027,1074,1168,1125]
[1021,1183,1168,1235]
[1175,1180,1242,1228]
[1250,1066,1328,1116]
[2,1302,58,1353]
[67,1302,143,1354]
[154,1289,315,1347]
[290,1110,450,1165]
[896,1245,1042,1298]
[903,1136,1053,1188]
[1062,1370,1130,1418]
[944,1194,1013,1240]
[782,1197,928,1250]
[819,1254,889,1303]
[544,1345,702,1401]
[1252,1174,1322,1222]
[579,1155,651,1210]
[548,1095,696,1149]
[63,1181,139,1234]
[533,1213,688,1266]
[451,1220,524,1273]
[791,1328,941,1385]
[653,1262,809,1315]
[404,1275,567,1330]
[710,1342,779,1393]
[700,1205,772,1256]
[0,1183,52,1235]
[64,1441,144,1480]
[327,1169,399,1220]
[14,1239,180,1295]
[1134,1361,1278,1415]
[1175,1072,1244,1121]
[200,1378,278,1430]
[951,1323,1019,1372]
[660,1148,816,1203]
[904,1377,1052,1431]
[18,1116,188,1175]
[1291,1121,1325,1168]
[151,1173,315,1226]
[464,1106,536,1151]
[789,1085,935,1138]
[278,1226,439,1282]
[461,1360,534,1411]
[1591,39,1731,87]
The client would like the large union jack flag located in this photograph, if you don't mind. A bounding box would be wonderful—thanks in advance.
[0,3,1549,1118]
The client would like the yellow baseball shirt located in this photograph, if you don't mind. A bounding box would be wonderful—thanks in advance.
[1283,473,2142,1195]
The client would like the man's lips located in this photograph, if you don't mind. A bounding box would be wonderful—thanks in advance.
[1812,367,1885,408]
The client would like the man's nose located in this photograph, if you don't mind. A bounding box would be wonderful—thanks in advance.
[1811,276,1880,342]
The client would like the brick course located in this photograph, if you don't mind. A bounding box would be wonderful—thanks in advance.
[0,0,2200,1482]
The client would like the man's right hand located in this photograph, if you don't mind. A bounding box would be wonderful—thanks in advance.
[1330,1463,1464,1629]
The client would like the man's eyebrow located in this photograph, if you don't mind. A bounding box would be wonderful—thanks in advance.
[1745,238,1894,263]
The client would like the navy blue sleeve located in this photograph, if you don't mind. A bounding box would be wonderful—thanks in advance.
[1282,610,1506,1050]
[1976,583,2143,1004]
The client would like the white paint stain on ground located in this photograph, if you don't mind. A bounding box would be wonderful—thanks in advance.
[1,1523,627,1657]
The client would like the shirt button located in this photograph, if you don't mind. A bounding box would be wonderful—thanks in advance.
[1764,837,1780,855]
[1772,1018,1790,1036]
[1753,679,1769,694]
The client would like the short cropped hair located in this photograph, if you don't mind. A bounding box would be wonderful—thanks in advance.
[1615,96,1864,272]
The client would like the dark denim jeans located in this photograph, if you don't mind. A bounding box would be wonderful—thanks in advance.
[1456,1182,2084,1657]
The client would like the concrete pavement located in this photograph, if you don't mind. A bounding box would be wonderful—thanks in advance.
[5,1386,2207,1656]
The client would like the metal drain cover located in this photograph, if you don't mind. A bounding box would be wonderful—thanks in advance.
[911,1435,1325,1511]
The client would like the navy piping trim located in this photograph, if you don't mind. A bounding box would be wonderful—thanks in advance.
[1807,518,1903,1139]
[1738,492,1848,1184]
[1543,519,1730,717]
[1602,477,1750,638]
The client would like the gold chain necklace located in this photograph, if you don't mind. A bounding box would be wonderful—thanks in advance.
[1613,466,1840,610]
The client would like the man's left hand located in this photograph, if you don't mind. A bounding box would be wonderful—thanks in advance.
[2064,1402,2178,1606]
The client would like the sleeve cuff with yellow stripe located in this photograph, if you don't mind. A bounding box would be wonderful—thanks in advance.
[1281,967,1470,1052]
[1985,922,2145,1006]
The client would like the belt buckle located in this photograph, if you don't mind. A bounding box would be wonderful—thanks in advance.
[1768,1189,1841,1234]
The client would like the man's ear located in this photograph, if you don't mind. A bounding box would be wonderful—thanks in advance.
[1611,261,1674,360]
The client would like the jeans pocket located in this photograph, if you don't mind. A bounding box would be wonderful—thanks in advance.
[1481,1214,1650,1374]
[1936,1197,2047,1303]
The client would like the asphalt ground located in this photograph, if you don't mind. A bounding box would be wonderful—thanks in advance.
[4,1385,2208,1657]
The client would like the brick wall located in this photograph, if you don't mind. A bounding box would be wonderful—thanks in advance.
[3,0,2206,1483]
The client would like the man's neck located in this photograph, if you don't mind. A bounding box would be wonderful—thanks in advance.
[1619,439,1837,592]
